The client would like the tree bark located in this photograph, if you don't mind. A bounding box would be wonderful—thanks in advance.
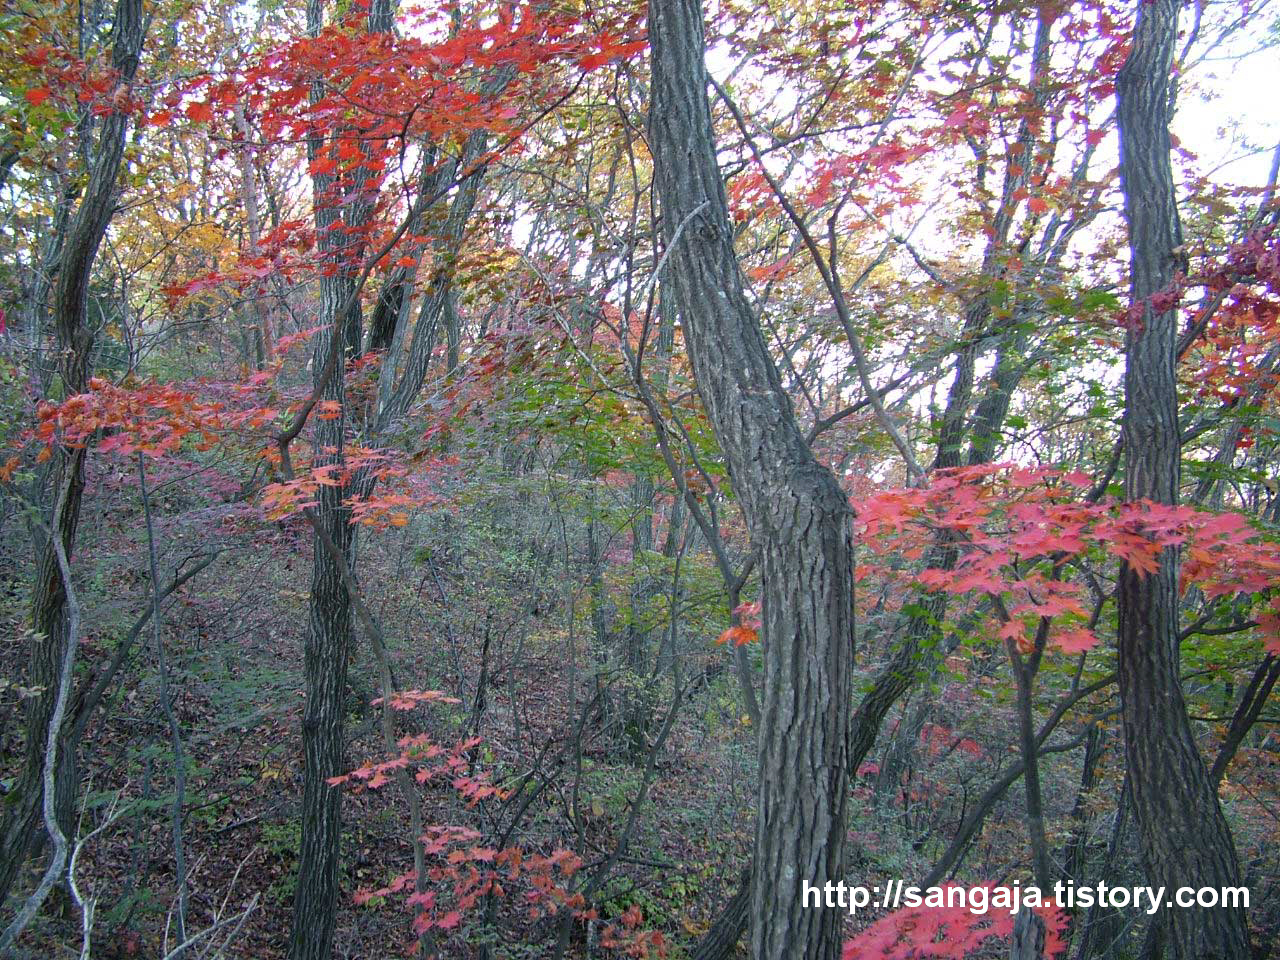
[1010,906,1047,960]
[1115,1,1251,956]
[287,0,386,955]
[692,867,751,960]
[647,4,855,959]
[0,0,145,910]
[286,278,355,960]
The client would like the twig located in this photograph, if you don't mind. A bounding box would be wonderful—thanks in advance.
[0,473,84,954]
[138,454,190,952]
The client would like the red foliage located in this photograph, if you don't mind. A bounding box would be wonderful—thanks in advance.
[858,464,1280,655]
[328,703,596,951]
[842,891,1066,959]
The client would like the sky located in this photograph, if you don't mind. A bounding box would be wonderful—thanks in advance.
[1176,31,1280,189]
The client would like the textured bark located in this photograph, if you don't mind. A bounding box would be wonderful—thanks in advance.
[1114,1,1251,956]
[647,4,855,959]
[286,276,356,960]
[692,867,751,960]
[0,0,145,910]
[287,0,385,955]
[232,97,273,367]
[1011,907,1047,960]
[1061,726,1104,886]
[682,14,1056,945]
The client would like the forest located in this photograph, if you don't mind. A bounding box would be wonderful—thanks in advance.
[0,0,1278,957]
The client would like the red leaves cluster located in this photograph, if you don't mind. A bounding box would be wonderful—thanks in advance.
[31,377,227,460]
[331,715,595,951]
[19,44,143,119]
[716,625,758,647]
[354,829,585,943]
[715,601,762,647]
[374,689,461,711]
[1190,227,1280,408]
[858,464,1280,655]
[191,6,642,153]
[259,445,438,529]
[600,904,669,958]
[841,892,1066,959]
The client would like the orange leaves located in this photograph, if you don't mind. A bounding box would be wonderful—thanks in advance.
[716,625,758,647]
[259,446,440,528]
[24,87,51,107]
[241,6,635,173]
[372,689,461,711]
[747,256,797,284]
[578,39,646,71]
[259,475,320,520]
[349,491,419,529]
[1054,628,1100,654]
[715,601,762,647]
[34,378,226,460]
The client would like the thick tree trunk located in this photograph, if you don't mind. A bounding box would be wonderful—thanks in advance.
[647,4,855,959]
[0,0,145,910]
[1115,1,1251,957]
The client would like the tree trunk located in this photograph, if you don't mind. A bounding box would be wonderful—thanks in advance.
[647,4,855,959]
[1010,906,1047,960]
[287,0,385,954]
[287,279,356,960]
[0,0,145,909]
[1115,1,1251,956]
[693,867,751,960]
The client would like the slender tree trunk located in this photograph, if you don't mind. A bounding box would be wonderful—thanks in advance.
[1115,1,1251,956]
[1074,775,1131,960]
[231,97,272,367]
[287,0,386,953]
[1210,655,1279,787]
[0,0,145,910]
[647,4,855,959]
[287,292,355,960]
[1061,726,1104,887]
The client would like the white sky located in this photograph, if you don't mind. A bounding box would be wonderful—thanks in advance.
[1177,41,1280,187]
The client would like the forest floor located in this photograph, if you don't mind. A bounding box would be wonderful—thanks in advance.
[0,548,760,959]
